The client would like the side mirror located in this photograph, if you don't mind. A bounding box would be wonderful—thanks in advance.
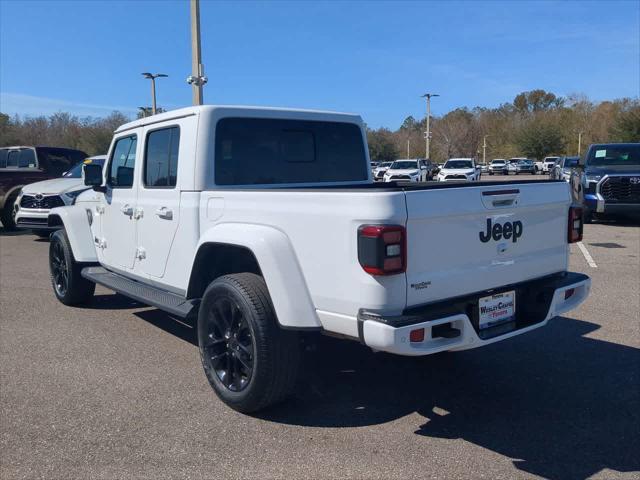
[84,164,105,192]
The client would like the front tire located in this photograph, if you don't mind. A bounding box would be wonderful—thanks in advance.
[49,230,96,305]
[1,192,19,231]
[198,273,300,413]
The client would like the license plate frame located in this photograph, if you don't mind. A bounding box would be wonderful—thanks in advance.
[479,290,516,329]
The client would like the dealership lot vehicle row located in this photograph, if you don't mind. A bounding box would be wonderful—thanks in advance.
[1,218,638,479]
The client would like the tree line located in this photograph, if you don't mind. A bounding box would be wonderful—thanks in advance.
[368,90,639,163]
[1,89,638,161]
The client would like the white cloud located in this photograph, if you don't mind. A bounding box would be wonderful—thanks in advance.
[0,92,138,118]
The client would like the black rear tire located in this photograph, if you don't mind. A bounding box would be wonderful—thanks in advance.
[49,230,96,305]
[1,192,19,231]
[197,273,300,413]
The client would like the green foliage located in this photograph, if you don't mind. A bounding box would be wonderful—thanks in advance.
[0,111,131,155]
[610,104,640,142]
[367,127,399,162]
[514,89,564,113]
[515,118,565,160]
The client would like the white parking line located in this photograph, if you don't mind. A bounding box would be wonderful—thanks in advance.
[577,241,598,268]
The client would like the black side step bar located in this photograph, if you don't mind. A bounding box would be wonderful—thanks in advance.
[81,266,199,321]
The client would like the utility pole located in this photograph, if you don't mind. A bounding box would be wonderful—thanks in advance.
[407,138,410,158]
[187,0,207,105]
[421,93,439,159]
[577,131,583,156]
[482,135,490,165]
[141,73,167,115]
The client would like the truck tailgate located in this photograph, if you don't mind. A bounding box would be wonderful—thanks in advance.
[404,182,571,307]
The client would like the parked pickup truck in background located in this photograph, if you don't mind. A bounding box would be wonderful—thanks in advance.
[0,146,88,230]
[573,143,640,222]
[14,155,106,237]
[46,105,591,413]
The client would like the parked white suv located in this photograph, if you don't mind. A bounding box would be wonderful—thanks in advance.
[373,161,392,181]
[436,158,480,182]
[542,156,560,174]
[46,105,590,413]
[383,159,428,182]
[14,155,106,236]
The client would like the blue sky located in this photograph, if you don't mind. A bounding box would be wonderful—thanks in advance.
[1,0,638,128]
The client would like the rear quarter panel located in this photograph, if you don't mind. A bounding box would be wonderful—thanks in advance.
[197,189,408,336]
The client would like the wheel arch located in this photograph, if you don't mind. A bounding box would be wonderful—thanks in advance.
[0,185,23,210]
[47,206,98,263]
[188,223,321,330]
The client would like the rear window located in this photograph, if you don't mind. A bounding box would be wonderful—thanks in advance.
[587,145,640,166]
[214,118,367,185]
[0,148,36,168]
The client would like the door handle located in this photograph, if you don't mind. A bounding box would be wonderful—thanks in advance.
[155,207,173,220]
[121,204,133,216]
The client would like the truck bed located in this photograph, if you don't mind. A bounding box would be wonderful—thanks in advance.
[226,179,562,192]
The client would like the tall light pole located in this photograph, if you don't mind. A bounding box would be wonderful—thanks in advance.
[577,131,583,156]
[187,0,207,105]
[421,93,439,159]
[407,138,410,158]
[482,135,490,164]
[141,73,167,115]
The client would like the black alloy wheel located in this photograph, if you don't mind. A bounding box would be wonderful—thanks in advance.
[201,296,255,392]
[50,239,69,297]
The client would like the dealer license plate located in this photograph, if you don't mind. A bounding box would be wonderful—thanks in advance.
[479,291,516,329]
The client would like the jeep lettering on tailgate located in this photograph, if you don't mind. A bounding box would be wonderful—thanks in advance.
[479,218,523,243]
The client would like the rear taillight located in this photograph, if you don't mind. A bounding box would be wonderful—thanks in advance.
[358,225,406,275]
[568,206,583,243]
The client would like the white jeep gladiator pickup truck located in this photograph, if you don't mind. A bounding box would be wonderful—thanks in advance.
[47,105,590,413]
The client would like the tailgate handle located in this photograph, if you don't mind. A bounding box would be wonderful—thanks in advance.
[493,198,515,207]
[482,189,520,209]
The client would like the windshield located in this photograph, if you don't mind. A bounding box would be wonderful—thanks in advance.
[491,160,505,165]
[63,158,105,178]
[518,160,532,165]
[563,157,579,168]
[390,161,417,170]
[444,160,473,169]
[586,145,640,166]
[378,162,392,168]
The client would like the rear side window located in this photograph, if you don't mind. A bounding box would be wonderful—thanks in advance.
[1,148,35,168]
[144,127,180,187]
[214,118,367,185]
[18,149,36,168]
[6,151,18,167]
[108,136,137,188]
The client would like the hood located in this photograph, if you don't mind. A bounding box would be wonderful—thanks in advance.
[440,168,474,175]
[386,168,419,175]
[585,165,640,175]
[21,177,85,195]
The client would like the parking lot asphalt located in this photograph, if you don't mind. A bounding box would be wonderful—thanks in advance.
[1,174,638,480]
